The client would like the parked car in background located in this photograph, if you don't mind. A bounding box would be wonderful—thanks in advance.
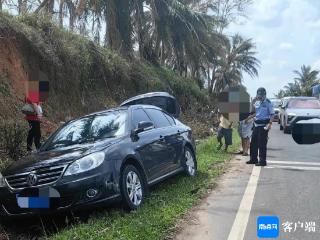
[280,97,320,134]
[279,96,293,127]
[292,85,320,144]
[0,100,196,217]
[270,98,281,122]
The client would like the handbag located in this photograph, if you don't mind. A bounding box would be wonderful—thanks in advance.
[21,104,36,115]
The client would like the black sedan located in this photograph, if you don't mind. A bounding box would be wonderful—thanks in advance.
[0,105,196,216]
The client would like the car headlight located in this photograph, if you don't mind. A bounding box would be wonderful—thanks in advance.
[0,173,6,187]
[64,152,105,176]
[287,113,296,121]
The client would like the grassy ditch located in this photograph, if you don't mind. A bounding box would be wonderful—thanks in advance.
[51,134,240,240]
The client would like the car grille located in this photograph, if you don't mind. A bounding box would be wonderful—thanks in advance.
[5,165,66,189]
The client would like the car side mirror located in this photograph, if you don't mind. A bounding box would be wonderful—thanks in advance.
[133,121,154,136]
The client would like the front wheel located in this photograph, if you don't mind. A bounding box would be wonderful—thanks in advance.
[183,147,197,176]
[120,165,145,210]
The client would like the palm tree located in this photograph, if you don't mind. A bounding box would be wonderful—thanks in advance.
[211,34,260,93]
[283,81,301,96]
[293,65,319,96]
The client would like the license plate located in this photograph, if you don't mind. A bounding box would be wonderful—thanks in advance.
[16,187,61,209]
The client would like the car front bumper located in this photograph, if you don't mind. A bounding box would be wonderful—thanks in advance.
[0,170,120,217]
[286,116,320,129]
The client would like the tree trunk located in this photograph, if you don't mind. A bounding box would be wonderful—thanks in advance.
[65,0,76,31]
[160,42,166,65]
[104,10,109,47]
[18,0,28,14]
[46,0,55,16]
[105,0,122,51]
[59,0,64,27]
[115,0,132,57]
[134,0,145,59]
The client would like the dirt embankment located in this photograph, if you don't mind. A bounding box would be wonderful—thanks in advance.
[0,13,212,138]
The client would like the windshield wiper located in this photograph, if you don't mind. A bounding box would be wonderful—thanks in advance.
[46,138,95,151]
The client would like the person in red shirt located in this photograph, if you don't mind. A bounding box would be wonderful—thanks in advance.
[24,96,42,152]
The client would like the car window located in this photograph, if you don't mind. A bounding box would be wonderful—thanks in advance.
[44,111,127,150]
[163,112,176,125]
[132,108,152,129]
[271,100,280,107]
[288,99,320,109]
[145,108,171,128]
[91,113,127,139]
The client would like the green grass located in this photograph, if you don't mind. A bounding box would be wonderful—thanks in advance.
[51,134,240,240]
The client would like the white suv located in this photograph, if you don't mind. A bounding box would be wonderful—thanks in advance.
[280,97,320,134]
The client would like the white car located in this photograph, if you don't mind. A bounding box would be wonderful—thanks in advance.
[280,97,320,134]
[279,97,293,126]
[270,98,281,122]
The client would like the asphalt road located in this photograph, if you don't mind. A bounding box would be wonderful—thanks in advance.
[175,127,320,240]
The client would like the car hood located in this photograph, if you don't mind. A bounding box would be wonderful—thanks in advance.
[286,108,320,116]
[2,138,121,176]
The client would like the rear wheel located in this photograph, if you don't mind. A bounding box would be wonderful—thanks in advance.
[183,147,197,176]
[120,165,145,210]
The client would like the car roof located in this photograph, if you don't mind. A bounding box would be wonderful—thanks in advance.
[120,92,175,106]
[77,104,163,119]
[289,96,317,100]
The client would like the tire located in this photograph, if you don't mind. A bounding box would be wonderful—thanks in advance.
[183,147,197,177]
[120,165,145,210]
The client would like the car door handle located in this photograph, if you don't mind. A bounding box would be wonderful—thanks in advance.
[159,135,165,142]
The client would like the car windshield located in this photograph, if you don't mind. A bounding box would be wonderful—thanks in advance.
[287,99,320,109]
[44,111,127,150]
[271,100,281,107]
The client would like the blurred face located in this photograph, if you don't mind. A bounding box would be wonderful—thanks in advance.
[256,95,263,100]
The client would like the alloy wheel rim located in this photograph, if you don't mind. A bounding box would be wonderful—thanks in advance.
[185,150,195,176]
[126,171,142,206]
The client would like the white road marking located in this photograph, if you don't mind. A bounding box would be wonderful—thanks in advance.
[268,160,320,166]
[227,166,261,240]
[265,165,320,171]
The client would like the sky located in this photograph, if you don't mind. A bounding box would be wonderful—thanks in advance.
[227,0,320,98]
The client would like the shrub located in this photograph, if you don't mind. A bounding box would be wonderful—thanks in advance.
[0,121,27,161]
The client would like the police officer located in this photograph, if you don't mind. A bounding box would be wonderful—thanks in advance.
[245,87,274,166]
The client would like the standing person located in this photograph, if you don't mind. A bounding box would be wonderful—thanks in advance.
[237,113,253,156]
[24,96,42,152]
[245,87,274,166]
[216,111,233,152]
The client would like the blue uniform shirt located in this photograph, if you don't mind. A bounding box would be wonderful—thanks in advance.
[254,98,275,121]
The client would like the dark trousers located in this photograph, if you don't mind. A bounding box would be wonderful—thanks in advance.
[217,127,233,146]
[250,126,268,163]
[27,120,41,151]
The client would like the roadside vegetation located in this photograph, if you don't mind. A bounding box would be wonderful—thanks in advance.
[1,1,250,238]
[1,0,259,96]
[49,134,240,240]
